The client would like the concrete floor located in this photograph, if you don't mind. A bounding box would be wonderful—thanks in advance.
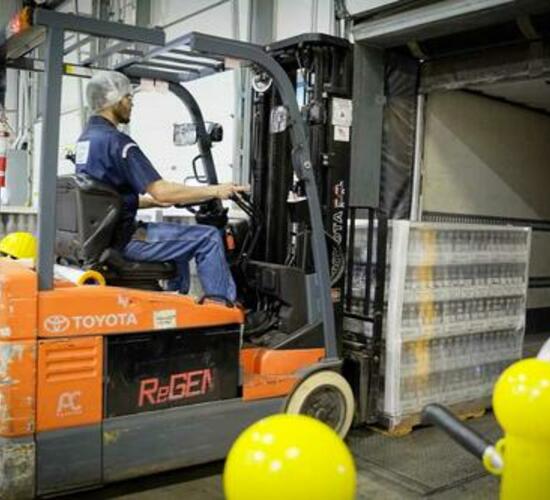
[76,333,547,499]
[77,453,499,500]
[77,419,501,500]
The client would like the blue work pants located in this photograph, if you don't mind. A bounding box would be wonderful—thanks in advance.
[122,222,236,301]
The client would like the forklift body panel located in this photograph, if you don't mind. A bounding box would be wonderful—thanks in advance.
[0,7,348,498]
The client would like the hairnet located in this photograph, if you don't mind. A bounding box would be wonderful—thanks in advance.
[86,71,133,113]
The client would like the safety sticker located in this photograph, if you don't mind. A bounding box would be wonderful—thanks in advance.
[153,309,177,330]
[75,140,90,164]
[331,97,352,127]
[334,126,350,142]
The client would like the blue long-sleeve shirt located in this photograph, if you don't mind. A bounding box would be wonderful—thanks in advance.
[75,115,161,248]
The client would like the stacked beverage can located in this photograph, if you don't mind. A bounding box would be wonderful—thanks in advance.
[349,220,531,425]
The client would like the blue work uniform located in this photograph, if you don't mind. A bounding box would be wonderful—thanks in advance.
[75,115,236,301]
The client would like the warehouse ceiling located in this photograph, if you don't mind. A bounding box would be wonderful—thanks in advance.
[468,77,550,114]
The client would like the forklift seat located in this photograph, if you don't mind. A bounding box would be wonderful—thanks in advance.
[55,174,177,290]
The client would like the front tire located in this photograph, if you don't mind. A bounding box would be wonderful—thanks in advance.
[285,370,355,438]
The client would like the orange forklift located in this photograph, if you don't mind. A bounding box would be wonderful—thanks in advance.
[0,7,355,498]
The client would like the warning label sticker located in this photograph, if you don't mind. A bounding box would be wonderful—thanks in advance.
[153,309,177,330]
[334,125,350,142]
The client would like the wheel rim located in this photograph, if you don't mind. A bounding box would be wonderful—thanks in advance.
[300,384,346,431]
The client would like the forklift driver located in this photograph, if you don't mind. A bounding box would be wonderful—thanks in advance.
[75,71,247,301]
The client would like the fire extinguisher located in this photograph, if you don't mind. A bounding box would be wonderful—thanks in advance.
[0,121,8,188]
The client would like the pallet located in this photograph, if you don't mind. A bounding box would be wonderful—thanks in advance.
[371,398,490,437]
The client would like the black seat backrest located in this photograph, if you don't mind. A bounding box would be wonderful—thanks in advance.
[56,174,122,265]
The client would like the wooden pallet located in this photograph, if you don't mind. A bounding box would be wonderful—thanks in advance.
[371,398,490,437]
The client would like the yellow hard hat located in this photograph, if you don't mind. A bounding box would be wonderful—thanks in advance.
[0,232,37,259]
[223,414,356,500]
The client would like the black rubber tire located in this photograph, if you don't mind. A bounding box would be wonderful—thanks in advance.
[285,370,355,438]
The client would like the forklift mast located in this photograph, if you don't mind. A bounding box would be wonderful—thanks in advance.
[250,34,353,339]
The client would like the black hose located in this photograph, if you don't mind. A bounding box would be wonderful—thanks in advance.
[422,404,492,460]
[286,229,345,286]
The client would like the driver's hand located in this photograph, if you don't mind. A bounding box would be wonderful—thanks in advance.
[215,183,250,200]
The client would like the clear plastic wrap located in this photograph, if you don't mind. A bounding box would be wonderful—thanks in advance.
[350,221,531,426]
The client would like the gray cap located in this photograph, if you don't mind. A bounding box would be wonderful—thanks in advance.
[86,71,133,113]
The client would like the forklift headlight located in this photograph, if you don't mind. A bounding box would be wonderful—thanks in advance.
[173,122,223,146]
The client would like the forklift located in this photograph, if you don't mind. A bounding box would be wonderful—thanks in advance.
[0,6,358,498]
